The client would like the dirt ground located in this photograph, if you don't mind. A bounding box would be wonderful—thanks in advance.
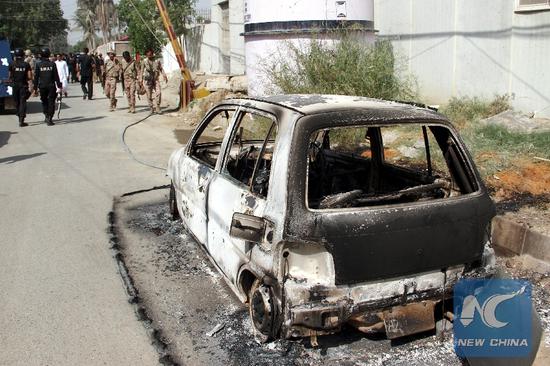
[485,160,550,236]
[489,161,550,198]
[111,188,550,366]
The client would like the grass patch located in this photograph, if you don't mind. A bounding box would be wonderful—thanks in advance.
[440,95,550,179]
[440,95,511,128]
[462,124,550,176]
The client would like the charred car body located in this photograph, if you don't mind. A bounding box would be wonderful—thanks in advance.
[167,95,496,341]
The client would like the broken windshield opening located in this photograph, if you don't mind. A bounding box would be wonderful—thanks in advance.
[307,123,477,209]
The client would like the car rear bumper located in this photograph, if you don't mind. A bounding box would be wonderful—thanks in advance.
[282,252,495,338]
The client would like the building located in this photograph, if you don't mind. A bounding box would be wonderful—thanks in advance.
[243,0,375,95]
[178,0,550,116]
[375,0,550,117]
[181,0,245,75]
[95,40,132,58]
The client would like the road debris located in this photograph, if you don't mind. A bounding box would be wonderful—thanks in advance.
[207,323,225,337]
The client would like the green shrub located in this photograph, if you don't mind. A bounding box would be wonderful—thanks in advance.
[440,95,511,128]
[264,36,417,100]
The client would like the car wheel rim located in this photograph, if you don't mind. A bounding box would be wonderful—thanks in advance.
[250,285,273,335]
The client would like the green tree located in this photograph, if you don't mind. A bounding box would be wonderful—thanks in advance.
[117,0,195,54]
[97,0,119,43]
[0,0,68,49]
[47,33,69,53]
[75,0,98,49]
[71,40,89,53]
[74,0,119,49]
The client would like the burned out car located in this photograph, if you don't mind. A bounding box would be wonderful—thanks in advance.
[167,95,496,341]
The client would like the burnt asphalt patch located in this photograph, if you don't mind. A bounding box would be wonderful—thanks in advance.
[109,187,549,365]
[110,188,310,366]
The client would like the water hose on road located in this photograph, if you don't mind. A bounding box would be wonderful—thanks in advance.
[121,106,180,171]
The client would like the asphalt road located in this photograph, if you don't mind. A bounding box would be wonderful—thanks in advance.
[0,83,179,365]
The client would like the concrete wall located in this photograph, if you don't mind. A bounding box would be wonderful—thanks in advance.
[179,0,245,75]
[229,0,245,74]
[95,41,132,58]
[162,36,185,73]
[375,0,550,117]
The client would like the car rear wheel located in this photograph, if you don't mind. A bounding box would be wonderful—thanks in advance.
[248,279,277,342]
[169,182,180,220]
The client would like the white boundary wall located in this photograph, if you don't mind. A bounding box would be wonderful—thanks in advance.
[375,0,550,117]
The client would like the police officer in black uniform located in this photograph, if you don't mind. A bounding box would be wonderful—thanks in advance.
[33,47,60,126]
[8,48,32,127]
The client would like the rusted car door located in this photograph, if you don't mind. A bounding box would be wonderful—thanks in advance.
[179,107,235,245]
[207,109,277,283]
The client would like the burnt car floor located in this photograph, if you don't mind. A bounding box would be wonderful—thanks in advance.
[110,187,550,366]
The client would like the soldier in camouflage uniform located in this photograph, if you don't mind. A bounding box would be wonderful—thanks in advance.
[24,50,35,93]
[104,50,121,111]
[121,51,138,113]
[140,49,167,114]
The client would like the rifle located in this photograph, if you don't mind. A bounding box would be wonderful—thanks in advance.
[56,89,62,119]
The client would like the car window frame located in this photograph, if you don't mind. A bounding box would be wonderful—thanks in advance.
[186,105,237,169]
[218,107,279,198]
[303,121,481,212]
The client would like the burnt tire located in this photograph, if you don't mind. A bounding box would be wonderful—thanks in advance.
[248,279,277,343]
[169,182,180,220]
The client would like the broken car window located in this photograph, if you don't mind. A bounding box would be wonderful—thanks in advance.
[225,111,277,197]
[307,124,474,209]
[381,125,449,179]
[190,109,234,168]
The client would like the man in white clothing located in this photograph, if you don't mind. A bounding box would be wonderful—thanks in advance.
[55,54,69,97]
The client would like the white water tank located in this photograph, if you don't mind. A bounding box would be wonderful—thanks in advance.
[244,0,375,96]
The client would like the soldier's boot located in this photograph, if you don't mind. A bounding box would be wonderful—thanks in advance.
[19,116,28,127]
[44,114,49,123]
[47,115,55,126]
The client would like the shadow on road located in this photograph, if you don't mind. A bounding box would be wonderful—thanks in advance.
[55,115,107,125]
[0,152,46,164]
[0,131,17,149]
[27,100,44,114]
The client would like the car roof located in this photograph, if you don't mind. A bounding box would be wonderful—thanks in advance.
[229,94,446,121]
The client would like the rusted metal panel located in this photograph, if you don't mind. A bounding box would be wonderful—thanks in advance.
[382,301,436,339]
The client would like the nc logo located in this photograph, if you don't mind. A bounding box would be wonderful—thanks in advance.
[459,286,526,328]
